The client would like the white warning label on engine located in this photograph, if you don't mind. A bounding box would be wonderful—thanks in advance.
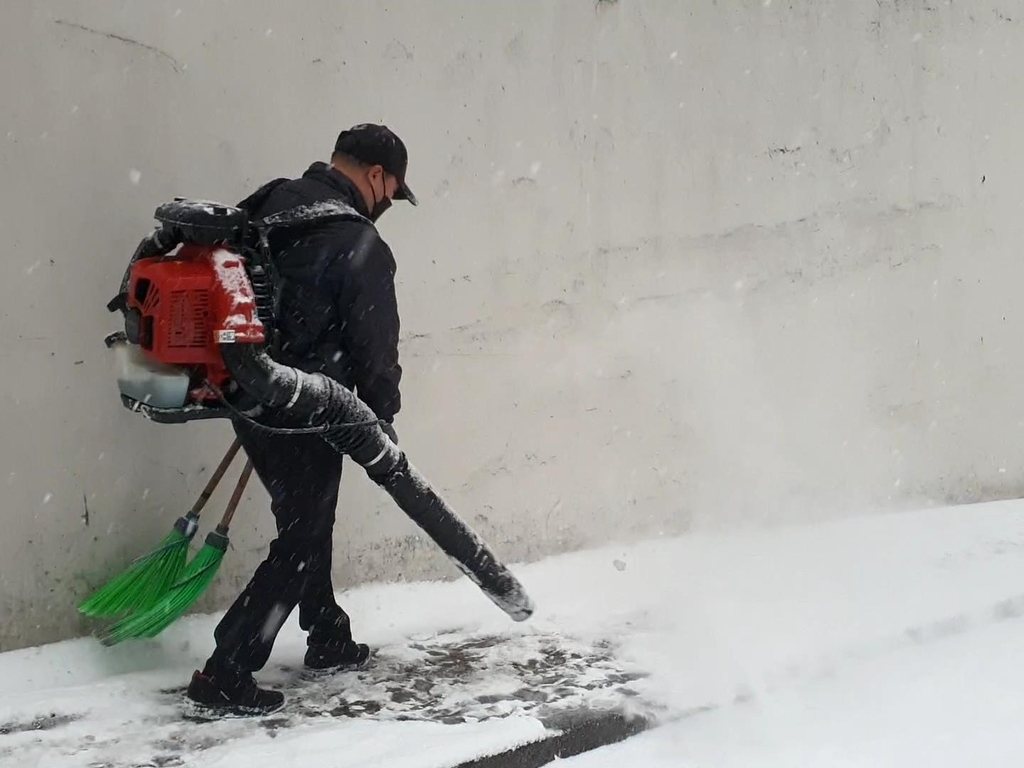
[215,329,237,343]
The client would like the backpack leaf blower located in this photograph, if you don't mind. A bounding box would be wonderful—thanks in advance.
[85,198,534,636]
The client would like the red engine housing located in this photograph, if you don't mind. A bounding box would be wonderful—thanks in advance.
[126,243,265,398]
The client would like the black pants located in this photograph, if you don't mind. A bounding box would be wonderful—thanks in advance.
[207,417,352,674]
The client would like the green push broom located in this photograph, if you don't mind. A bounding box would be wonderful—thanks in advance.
[78,439,243,619]
[98,457,254,645]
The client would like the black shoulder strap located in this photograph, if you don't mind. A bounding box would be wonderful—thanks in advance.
[251,199,372,231]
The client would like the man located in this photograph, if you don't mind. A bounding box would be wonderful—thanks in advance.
[186,124,418,715]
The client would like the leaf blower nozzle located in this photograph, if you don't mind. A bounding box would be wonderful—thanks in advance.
[221,344,534,621]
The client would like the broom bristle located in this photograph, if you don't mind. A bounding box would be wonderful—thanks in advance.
[78,528,191,618]
[98,537,227,645]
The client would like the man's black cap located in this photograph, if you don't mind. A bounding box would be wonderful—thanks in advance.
[334,123,418,205]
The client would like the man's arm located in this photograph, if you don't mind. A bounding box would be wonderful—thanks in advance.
[330,230,403,424]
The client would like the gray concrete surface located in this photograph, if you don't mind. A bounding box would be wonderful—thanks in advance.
[1,0,1021,651]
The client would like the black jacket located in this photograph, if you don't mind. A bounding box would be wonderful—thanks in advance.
[237,162,402,423]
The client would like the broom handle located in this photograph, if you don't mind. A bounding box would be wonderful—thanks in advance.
[190,438,243,516]
[217,459,254,530]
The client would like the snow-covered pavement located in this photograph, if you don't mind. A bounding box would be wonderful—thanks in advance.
[565,615,1024,767]
[3,500,1024,767]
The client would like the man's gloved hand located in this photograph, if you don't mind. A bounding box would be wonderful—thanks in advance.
[380,420,398,445]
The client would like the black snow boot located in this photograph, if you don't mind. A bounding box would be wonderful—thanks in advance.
[185,663,285,716]
[304,637,371,671]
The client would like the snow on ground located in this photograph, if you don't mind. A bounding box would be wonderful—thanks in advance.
[565,616,1024,767]
[3,500,1024,766]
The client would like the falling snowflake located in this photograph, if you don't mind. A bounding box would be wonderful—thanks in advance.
[260,603,289,642]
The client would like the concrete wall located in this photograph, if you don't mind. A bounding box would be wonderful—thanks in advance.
[2,0,1022,651]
